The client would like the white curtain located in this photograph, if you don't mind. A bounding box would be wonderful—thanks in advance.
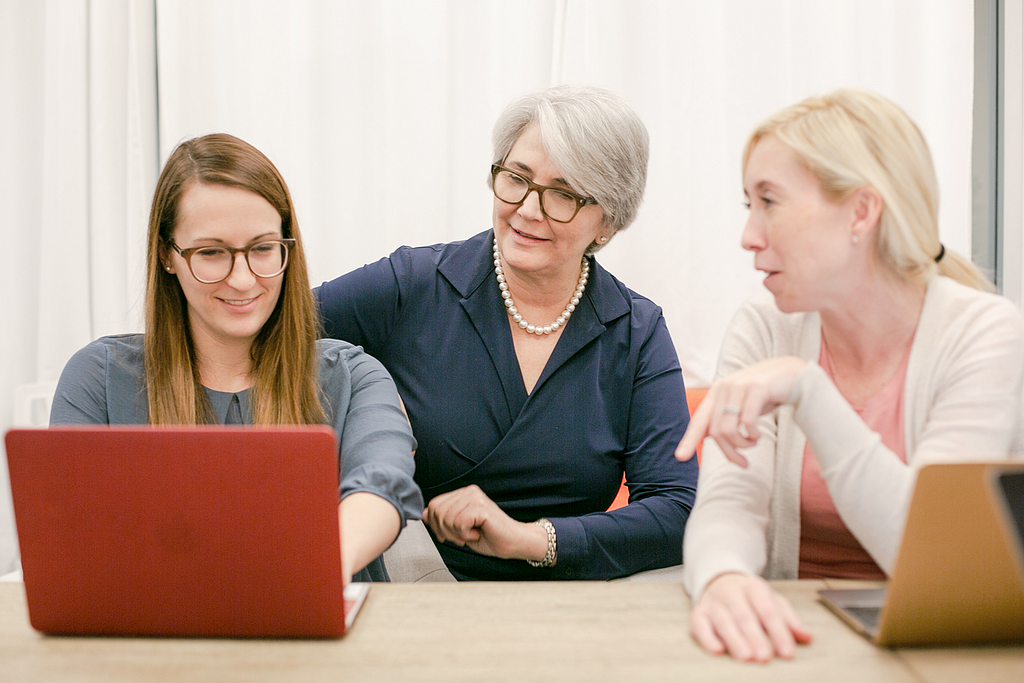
[0,0,158,574]
[154,0,976,385]
[0,0,975,574]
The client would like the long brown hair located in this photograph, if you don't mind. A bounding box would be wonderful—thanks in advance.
[144,133,325,425]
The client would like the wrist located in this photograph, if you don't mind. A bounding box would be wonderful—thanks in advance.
[526,518,557,568]
[783,357,812,405]
[700,571,752,602]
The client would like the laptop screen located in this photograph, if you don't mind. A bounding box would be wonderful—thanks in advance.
[994,470,1024,580]
[6,426,353,638]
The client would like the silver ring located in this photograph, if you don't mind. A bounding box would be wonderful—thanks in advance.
[721,406,741,416]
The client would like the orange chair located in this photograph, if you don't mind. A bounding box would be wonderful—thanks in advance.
[607,387,706,511]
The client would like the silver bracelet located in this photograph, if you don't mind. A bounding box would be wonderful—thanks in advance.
[527,518,557,568]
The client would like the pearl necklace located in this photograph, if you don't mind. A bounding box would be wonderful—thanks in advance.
[493,238,589,335]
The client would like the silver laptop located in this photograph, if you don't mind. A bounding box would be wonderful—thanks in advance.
[818,462,1024,646]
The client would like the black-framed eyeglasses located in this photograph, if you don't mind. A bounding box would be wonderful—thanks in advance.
[490,164,597,223]
[167,239,296,284]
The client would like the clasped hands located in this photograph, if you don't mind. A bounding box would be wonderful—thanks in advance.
[422,484,550,563]
[421,358,812,660]
[675,356,807,466]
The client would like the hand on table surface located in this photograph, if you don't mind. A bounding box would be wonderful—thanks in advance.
[675,357,807,467]
[422,484,549,562]
[691,572,813,663]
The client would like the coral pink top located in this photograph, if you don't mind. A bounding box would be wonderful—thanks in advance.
[798,338,911,579]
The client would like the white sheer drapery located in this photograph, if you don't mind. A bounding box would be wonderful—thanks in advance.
[155,0,975,385]
[1,0,158,573]
[0,0,975,573]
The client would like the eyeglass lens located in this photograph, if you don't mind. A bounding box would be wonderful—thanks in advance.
[492,169,581,223]
[190,241,288,283]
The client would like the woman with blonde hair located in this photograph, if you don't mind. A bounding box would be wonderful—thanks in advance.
[51,133,422,583]
[676,89,1024,661]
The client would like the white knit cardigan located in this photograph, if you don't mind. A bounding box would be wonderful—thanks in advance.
[682,276,1024,601]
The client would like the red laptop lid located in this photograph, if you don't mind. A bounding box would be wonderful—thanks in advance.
[5,426,349,638]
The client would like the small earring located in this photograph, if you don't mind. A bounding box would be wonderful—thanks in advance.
[165,266,173,272]
[852,235,860,244]
[598,235,609,243]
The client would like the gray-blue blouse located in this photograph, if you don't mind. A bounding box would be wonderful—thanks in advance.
[50,334,423,582]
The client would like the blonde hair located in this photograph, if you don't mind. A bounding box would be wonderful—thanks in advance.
[744,88,991,291]
[144,133,326,425]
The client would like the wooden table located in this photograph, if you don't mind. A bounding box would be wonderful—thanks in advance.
[0,580,1021,682]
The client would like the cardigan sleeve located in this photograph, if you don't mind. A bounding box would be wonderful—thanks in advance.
[546,310,698,579]
[681,300,782,601]
[792,285,1024,573]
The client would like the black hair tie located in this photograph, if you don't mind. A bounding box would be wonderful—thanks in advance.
[935,244,945,263]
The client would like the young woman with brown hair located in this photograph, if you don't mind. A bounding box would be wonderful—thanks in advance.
[51,134,422,583]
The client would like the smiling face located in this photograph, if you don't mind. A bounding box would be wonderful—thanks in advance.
[741,135,862,313]
[492,124,608,283]
[164,183,284,353]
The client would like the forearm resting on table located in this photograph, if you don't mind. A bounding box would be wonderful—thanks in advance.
[339,492,401,580]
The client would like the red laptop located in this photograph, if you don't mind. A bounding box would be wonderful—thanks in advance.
[5,425,367,638]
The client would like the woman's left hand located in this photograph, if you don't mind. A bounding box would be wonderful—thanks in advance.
[422,484,549,562]
[675,357,807,467]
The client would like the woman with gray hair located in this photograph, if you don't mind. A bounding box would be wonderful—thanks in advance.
[316,85,697,581]
[676,89,1024,661]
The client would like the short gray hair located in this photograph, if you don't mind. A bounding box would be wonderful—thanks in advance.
[490,85,649,252]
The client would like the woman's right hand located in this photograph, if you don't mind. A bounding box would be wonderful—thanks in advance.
[690,572,813,662]
[675,356,807,467]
